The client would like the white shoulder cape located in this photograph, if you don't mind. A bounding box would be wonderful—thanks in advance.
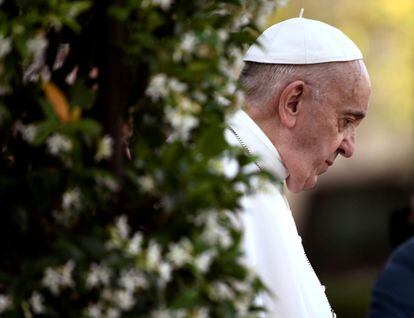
[225,110,335,318]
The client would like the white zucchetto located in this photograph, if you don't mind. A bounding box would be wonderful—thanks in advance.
[244,16,363,64]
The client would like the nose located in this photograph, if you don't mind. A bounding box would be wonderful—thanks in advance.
[338,132,355,158]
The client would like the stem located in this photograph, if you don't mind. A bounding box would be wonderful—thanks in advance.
[97,0,129,202]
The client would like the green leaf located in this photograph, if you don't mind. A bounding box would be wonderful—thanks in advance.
[63,1,92,17]
[196,126,226,157]
[69,80,96,110]
[38,97,58,120]
[170,288,200,308]
[68,119,102,137]
[32,120,58,145]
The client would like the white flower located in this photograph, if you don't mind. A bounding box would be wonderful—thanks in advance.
[180,33,197,53]
[221,156,239,179]
[233,12,250,30]
[215,225,232,248]
[53,43,69,70]
[158,261,172,286]
[42,260,75,295]
[21,124,38,143]
[101,288,113,301]
[118,269,148,291]
[23,35,48,83]
[175,310,186,318]
[126,232,143,255]
[231,279,251,294]
[167,239,192,267]
[193,91,207,103]
[218,30,229,42]
[114,289,135,310]
[85,303,103,318]
[218,48,243,78]
[207,158,223,175]
[152,0,173,10]
[95,175,119,192]
[165,107,198,142]
[202,213,233,248]
[192,209,217,226]
[42,268,61,295]
[95,135,113,162]
[194,250,216,273]
[62,188,81,211]
[0,36,12,59]
[29,291,45,314]
[211,282,235,301]
[0,294,12,314]
[224,82,236,95]
[106,307,121,318]
[146,74,168,101]
[179,97,200,113]
[46,133,72,155]
[150,309,172,318]
[234,295,250,315]
[218,58,231,77]
[256,2,281,28]
[86,263,111,289]
[62,260,75,283]
[138,175,155,193]
[169,78,187,93]
[146,241,161,270]
[146,75,189,101]
[234,181,248,194]
[115,215,130,240]
[223,209,242,229]
[27,35,48,59]
[193,308,209,318]
[214,93,231,107]
[54,188,82,226]
[86,304,121,318]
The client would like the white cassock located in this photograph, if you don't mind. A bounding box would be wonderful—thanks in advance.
[225,110,335,318]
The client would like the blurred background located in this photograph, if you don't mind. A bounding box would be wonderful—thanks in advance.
[268,0,414,317]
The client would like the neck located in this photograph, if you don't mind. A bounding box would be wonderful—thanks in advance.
[245,105,281,151]
[245,105,292,180]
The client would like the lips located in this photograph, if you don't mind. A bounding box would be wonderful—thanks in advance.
[317,160,333,175]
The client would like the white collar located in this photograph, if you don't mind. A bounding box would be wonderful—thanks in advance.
[228,110,289,182]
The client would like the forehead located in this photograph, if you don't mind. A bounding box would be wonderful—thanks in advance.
[327,65,371,116]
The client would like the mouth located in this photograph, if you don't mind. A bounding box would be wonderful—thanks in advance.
[318,160,334,175]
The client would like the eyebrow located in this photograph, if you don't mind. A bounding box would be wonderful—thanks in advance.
[345,110,366,120]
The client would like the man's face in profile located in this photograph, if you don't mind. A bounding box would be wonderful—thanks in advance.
[285,62,371,193]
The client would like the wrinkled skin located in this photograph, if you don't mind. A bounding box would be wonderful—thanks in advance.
[248,60,371,193]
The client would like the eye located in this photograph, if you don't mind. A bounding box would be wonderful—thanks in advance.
[338,118,354,132]
[345,118,354,126]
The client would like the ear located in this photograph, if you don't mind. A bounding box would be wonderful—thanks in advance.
[278,80,306,128]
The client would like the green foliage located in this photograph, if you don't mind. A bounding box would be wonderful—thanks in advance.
[0,0,278,316]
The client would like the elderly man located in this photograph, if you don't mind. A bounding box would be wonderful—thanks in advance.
[226,15,371,317]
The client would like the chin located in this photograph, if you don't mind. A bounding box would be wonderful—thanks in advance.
[286,178,305,193]
[303,175,318,190]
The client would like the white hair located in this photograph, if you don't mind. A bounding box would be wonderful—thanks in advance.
[239,61,362,110]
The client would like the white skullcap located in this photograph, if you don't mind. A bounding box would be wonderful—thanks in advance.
[244,17,363,64]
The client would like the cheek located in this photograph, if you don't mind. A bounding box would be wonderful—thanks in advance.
[295,116,339,165]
